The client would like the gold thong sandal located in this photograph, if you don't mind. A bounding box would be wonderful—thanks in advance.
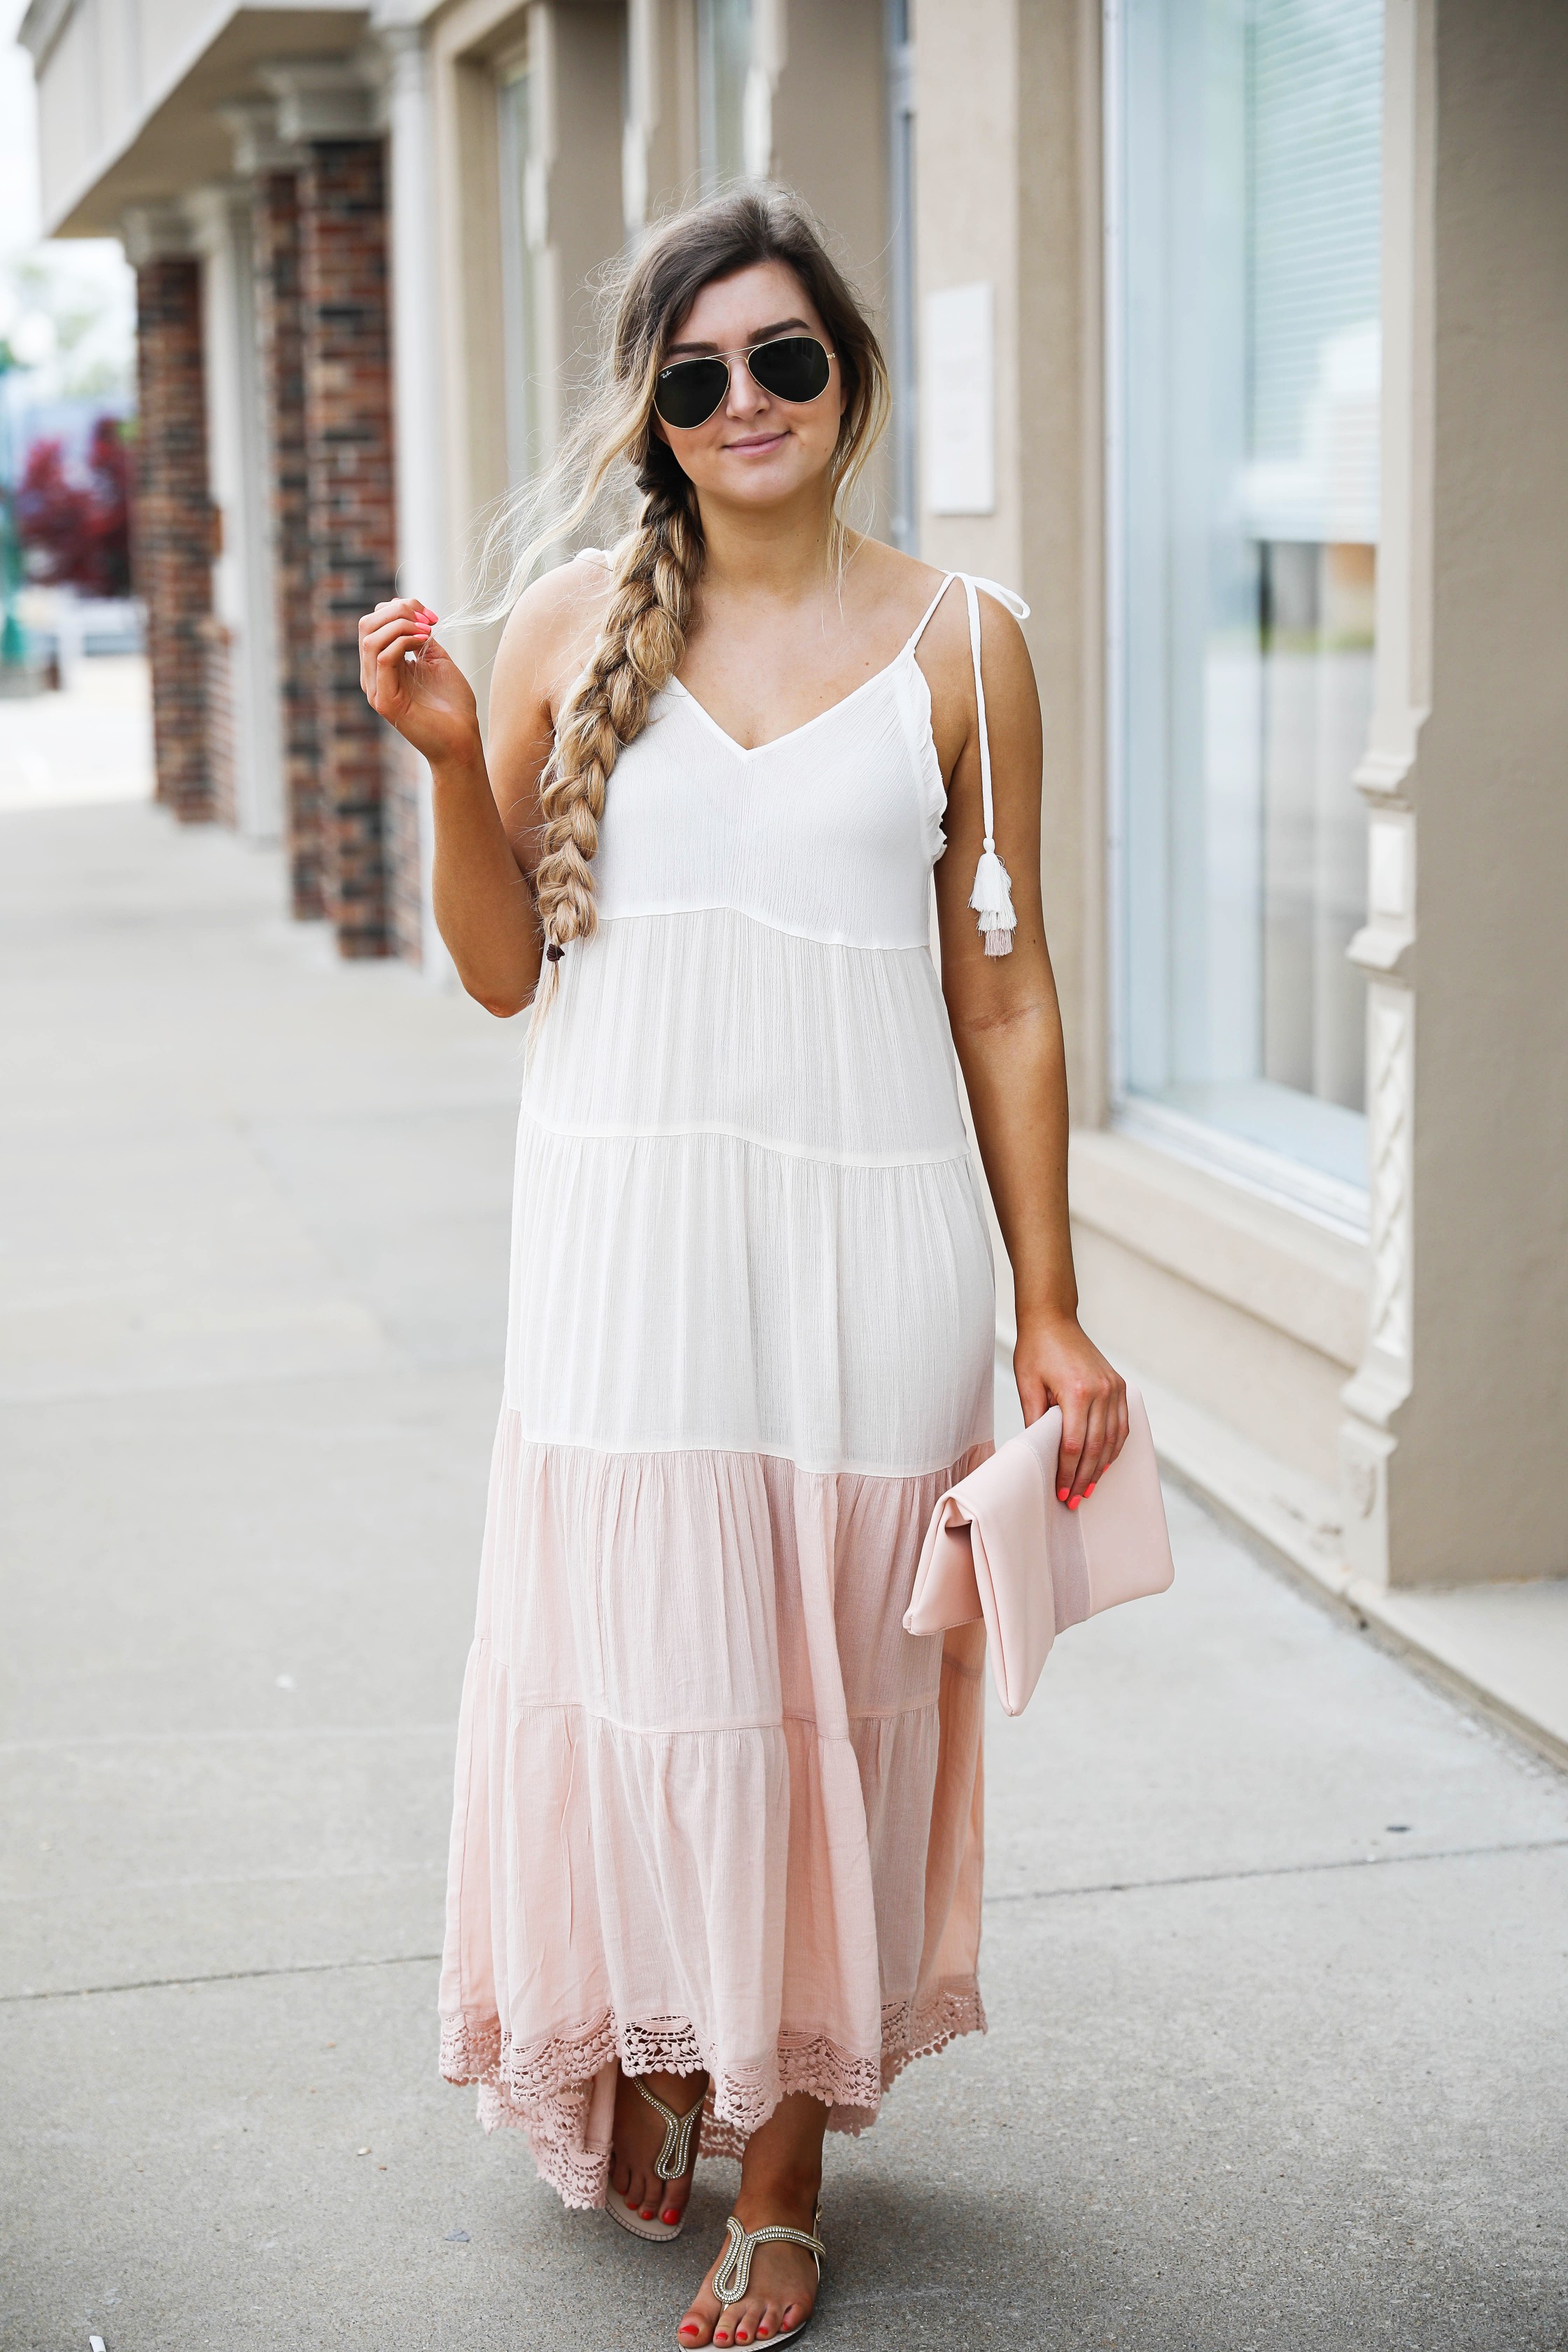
[709,2200,825,2346]
[606,2078,704,2242]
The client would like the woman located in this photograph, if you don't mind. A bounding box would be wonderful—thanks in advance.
[358,188,1126,2350]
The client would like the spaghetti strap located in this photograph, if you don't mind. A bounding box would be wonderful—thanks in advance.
[958,575,1028,957]
[903,571,957,654]
[901,568,1030,956]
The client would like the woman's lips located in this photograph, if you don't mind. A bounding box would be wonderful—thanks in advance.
[723,430,788,452]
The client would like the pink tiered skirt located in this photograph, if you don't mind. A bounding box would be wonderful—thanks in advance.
[438,1413,990,2207]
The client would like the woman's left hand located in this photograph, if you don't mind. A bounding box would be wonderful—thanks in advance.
[1015,1312,1129,1508]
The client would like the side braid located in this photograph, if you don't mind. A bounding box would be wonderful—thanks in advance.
[529,481,702,1035]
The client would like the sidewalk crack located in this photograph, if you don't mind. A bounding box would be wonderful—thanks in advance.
[983,1834,1568,1908]
[2,1950,442,2006]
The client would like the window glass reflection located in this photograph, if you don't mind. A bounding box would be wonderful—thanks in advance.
[1114,0,1382,1206]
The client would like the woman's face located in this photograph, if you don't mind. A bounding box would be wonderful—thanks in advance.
[650,260,846,512]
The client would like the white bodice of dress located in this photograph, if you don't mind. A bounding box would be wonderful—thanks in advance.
[507,606,1004,1476]
[590,650,946,946]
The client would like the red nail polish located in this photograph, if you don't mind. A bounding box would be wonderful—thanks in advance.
[1057,1488,1068,1503]
[1068,1495,1080,1510]
[662,2208,680,2222]
[1085,1482,1096,1496]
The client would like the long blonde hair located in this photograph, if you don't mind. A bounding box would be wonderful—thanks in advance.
[479,186,890,1032]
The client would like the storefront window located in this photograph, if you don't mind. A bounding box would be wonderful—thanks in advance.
[699,0,752,192]
[1108,0,1382,1224]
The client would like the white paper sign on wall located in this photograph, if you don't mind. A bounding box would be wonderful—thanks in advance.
[923,281,995,516]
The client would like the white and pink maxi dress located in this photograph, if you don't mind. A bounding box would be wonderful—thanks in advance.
[439,573,1009,2207]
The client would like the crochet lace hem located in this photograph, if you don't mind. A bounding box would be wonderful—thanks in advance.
[439,1980,984,2208]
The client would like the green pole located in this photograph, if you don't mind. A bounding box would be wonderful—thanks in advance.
[0,348,29,671]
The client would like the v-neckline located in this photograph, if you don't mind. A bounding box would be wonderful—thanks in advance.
[664,644,913,761]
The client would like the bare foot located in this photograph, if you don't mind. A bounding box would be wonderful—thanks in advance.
[611,2068,707,2228]
[677,2092,826,2346]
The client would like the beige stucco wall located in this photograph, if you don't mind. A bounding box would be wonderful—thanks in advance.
[1345,0,1568,1586]
[767,0,888,331]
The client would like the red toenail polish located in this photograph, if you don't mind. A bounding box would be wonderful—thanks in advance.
[663,2208,680,2222]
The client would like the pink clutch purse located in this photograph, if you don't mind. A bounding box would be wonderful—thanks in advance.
[904,1382,1175,1715]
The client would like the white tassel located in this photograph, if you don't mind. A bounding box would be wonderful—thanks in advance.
[969,844,1016,958]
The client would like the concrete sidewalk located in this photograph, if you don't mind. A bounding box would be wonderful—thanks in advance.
[2,802,1565,2352]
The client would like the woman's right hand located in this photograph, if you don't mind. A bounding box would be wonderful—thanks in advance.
[358,597,482,769]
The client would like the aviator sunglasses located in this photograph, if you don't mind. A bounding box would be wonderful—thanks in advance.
[652,334,836,430]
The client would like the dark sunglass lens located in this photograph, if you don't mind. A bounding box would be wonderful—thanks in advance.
[654,357,729,428]
[748,337,831,404]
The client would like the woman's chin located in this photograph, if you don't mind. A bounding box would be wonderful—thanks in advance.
[698,456,834,511]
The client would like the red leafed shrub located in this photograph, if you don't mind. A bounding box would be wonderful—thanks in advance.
[15,416,132,598]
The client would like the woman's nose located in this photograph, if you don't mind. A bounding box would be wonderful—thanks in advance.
[726,356,766,412]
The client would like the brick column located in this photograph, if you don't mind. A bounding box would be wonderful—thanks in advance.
[251,168,325,918]
[130,252,214,822]
[297,137,398,958]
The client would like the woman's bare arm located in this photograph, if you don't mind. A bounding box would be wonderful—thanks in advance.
[358,559,608,1016]
[925,591,1128,1503]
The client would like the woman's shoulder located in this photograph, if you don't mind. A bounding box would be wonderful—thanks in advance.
[503,545,615,640]
[850,536,1027,660]
[846,534,942,611]
[870,545,1034,771]
[493,547,616,710]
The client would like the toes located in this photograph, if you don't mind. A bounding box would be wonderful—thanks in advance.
[659,2171,693,2226]
[679,2272,722,2348]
